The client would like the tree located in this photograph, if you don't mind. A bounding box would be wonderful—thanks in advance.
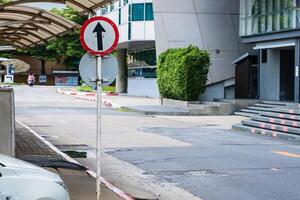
[46,7,87,70]
[0,0,11,3]
[26,44,57,75]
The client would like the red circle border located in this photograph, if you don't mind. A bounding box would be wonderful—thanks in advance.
[80,16,119,56]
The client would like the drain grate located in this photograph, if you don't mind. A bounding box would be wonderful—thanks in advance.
[55,144,96,159]
[63,151,88,158]
[41,135,58,139]
[55,144,90,151]
[28,125,52,128]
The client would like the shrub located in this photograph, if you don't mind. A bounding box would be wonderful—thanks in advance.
[157,45,210,101]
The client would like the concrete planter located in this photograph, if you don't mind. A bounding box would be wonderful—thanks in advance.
[162,98,200,108]
[162,98,235,115]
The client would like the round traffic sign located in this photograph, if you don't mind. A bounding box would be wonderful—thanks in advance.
[79,53,118,88]
[80,16,119,56]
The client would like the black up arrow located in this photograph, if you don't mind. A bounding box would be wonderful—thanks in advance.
[93,22,106,51]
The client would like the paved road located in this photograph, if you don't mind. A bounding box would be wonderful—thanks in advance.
[14,86,300,200]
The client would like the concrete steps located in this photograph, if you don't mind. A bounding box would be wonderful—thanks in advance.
[242,120,300,135]
[261,100,300,108]
[251,115,300,128]
[247,106,300,115]
[232,124,300,142]
[253,103,281,108]
[234,112,257,118]
[260,112,300,121]
[233,101,300,141]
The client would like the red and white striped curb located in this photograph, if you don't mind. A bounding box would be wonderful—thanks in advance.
[17,120,134,200]
[74,96,122,109]
[57,88,96,97]
[57,88,118,97]
[75,96,97,102]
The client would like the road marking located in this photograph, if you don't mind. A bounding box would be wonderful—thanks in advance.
[271,168,279,171]
[272,151,300,158]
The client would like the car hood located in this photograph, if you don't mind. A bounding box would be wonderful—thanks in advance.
[0,154,61,181]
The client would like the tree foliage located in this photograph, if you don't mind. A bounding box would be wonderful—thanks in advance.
[0,0,11,4]
[47,7,87,59]
[28,44,57,75]
[157,45,210,101]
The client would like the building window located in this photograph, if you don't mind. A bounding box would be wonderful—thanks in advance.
[261,49,267,63]
[240,0,298,36]
[110,4,114,12]
[145,3,154,21]
[118,9,122,25]
[132,3,145,21]
[128,3,132,21]
[131,3,154,21]
[101,7,108,15]
[128,22,132,40]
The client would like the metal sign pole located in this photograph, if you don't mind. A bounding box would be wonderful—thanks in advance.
[79,16,119,200]
[96,56,102,200]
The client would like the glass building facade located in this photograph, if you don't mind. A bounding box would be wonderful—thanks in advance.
[240,0,300,36]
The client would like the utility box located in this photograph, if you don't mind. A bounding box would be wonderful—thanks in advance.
[0,88,15,156]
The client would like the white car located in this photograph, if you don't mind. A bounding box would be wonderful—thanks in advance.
[0,154,70,200]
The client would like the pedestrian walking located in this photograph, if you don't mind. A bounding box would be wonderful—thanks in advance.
[27,73,35,87]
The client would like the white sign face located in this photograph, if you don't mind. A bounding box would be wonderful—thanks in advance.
[80,17,119,56]
[4,75,13,84]
[39,75,47,83]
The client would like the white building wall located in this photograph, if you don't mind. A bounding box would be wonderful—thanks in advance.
[153,0,251,100]
[97,0,155,43]
[128,78,159,97]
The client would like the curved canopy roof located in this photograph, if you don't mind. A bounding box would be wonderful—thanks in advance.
[0,5,79,48]
[0,0,113,15]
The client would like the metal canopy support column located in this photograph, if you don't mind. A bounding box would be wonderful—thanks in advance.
[116,49,128,94]
[295,39,300,103]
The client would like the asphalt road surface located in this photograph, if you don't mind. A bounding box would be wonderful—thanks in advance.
[14,86,300,200]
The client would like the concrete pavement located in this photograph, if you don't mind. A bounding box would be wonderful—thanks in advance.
[14,85,300,200]
[15,120,126,200]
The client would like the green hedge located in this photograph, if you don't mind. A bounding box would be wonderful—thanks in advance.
[157,45,210,101]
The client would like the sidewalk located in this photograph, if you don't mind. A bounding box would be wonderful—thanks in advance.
[102,95,190,115]
[15,121,125,200]
[57,88,191,115]
[58,88,236,116]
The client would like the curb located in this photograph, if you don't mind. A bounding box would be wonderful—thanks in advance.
[74,95,122,109]
[57,88,96,97]
[57,88,118,97]
[58,88,122,109]
[16,120,135,200]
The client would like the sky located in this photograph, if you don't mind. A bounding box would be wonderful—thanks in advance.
[23,3,66,10]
